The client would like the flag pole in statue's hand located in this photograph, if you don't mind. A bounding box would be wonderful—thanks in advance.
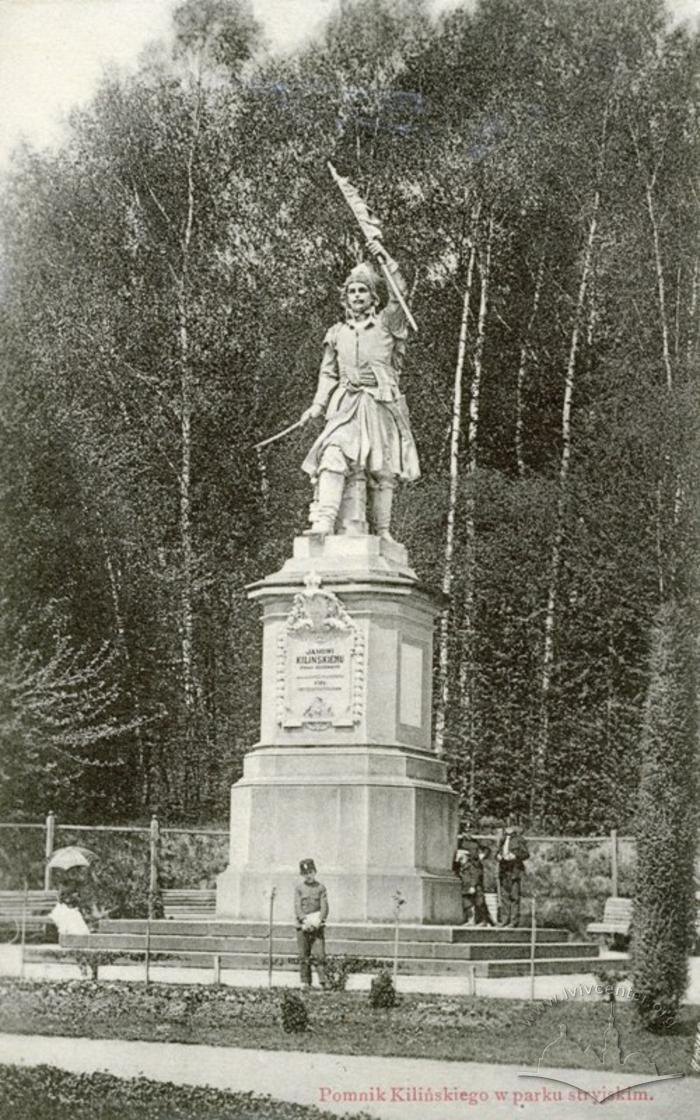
[327,161,418,333]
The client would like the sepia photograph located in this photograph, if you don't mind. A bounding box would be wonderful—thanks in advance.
[0,0,699,1116]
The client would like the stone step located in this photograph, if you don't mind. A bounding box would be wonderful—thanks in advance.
[483,956,626,978]
[58,932,596,962]
[24,945,616,978]
[98,919,568,945]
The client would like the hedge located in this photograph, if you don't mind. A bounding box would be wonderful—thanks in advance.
[0,1064,371,1120]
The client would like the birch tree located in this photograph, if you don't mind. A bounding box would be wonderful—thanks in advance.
[434,202,480,754]
[531,107,608,821]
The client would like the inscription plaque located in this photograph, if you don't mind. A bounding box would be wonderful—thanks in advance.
[277,572,364,730]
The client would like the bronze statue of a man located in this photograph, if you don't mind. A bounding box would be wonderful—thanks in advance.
[300,240,420,541]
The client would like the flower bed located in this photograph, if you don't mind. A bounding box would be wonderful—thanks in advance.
[0,1064,370,1120]
[0,978,694,1074]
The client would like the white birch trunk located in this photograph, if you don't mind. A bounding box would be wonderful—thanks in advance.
[177,89,202,718]
[532,171,603,818]
[645,183,674,391]
[458,213,494,811]
[686,259,698,366]
[674,264,682,359]
[434,212,479,755]
[515,251,545,478]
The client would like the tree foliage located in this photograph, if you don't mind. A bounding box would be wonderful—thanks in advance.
[631,603,699,1031]
[0,0,697,828]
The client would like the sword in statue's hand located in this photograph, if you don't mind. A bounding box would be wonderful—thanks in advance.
[254,418,307,451]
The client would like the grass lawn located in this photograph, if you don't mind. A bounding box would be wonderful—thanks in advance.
[0,1064,371,1120]
[0,979,697,1076]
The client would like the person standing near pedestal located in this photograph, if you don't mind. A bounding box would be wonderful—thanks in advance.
[294,858,329,988]
[474,842,495,927]
[496,823,530,928]
[453,832,481,926]
[299,239,420,541]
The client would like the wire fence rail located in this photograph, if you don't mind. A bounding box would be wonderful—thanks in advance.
[0,814,634,894]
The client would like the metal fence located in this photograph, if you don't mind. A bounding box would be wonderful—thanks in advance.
[0,815,229,894]
[0,814,634,894]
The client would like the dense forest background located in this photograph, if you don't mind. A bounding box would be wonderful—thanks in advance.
[0,0,697,831]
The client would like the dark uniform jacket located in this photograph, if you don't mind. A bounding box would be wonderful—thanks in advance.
[294,880,329,928]
[453,838,483,891]
[495,833,530,877]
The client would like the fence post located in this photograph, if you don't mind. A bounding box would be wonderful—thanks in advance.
[529,895,537,1002]
[267,886,276,989]
[466,963,476,997]
[44,812,56,890]
[20,879,28,979]
[392,889,405,984]
[144,919,151,986]
[610,829,618,897]
[149,815,160,919]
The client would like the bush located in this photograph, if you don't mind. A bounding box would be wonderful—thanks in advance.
[322,956,380,992]
[0,1064,370,1119]
[632,604,698,1033]
[158,831,228,889]
[524,841,635,937]
[280,990,309,1033]
[593,968,630,1001]
[369,971,396,1009]
[72,950,121,980]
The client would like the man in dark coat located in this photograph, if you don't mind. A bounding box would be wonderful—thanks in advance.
[495,823,530,927]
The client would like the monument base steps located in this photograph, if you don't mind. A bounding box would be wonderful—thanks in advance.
[25,919,618,978]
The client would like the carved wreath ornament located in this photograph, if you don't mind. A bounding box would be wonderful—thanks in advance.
[276,571,364,729]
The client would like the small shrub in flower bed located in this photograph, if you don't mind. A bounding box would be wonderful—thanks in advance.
[0,977,521,1038]
[322,955,382,991]
[280,990,309,1033]
[369,971,396,1009]
[0,979,694,1072]
[0,1064,372,1120]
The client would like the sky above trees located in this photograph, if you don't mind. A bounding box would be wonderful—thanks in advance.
[0,0,453,165]
[0,0,697,167]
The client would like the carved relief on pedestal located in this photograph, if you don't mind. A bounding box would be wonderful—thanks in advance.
[276,572,364,731]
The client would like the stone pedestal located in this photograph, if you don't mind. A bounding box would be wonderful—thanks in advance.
[216,534,462,924]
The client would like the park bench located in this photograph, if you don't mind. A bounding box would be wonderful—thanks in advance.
[0,889,58,942]
[587,896,633,948]
[587,894,700,951]
[162,888,217,919]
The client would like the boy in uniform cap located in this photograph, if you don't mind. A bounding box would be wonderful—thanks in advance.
[294,858,329,988]
[474,842,495,927]
[299,240,420,540]
[452,830,482,926]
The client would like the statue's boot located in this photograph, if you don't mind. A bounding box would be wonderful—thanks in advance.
[306,469,345,536]
[370,473,397,542]
[338,467,368,535]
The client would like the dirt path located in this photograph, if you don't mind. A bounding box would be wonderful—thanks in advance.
[1,1031,698,1119]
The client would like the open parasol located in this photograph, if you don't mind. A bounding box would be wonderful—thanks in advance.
[47,845,97,871]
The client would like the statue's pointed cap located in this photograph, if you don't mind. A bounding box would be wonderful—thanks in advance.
[343,262,380,297]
